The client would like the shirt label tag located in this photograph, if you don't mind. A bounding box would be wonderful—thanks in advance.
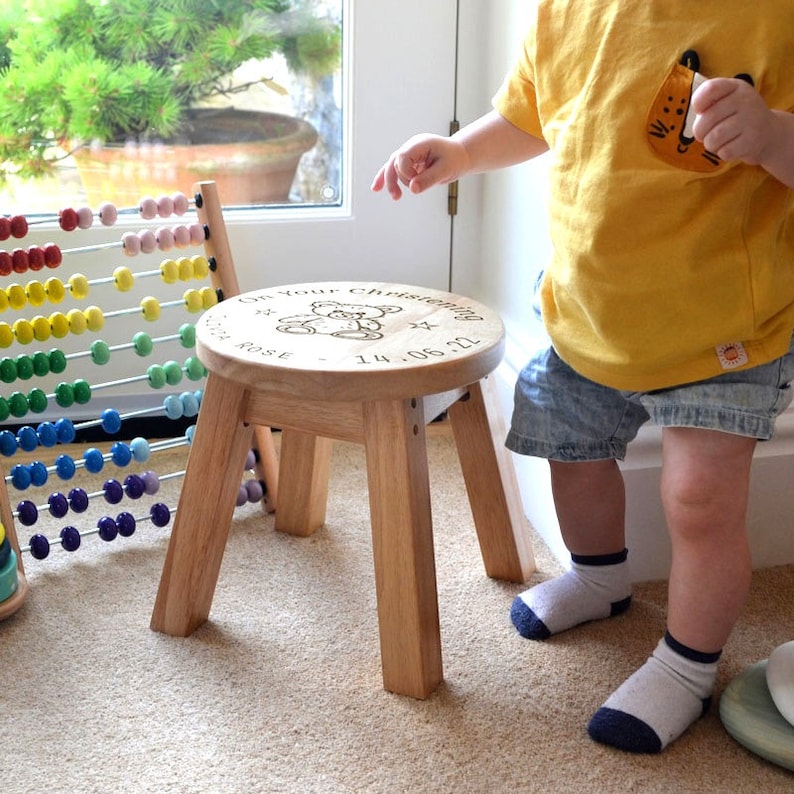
[716,342,749,370]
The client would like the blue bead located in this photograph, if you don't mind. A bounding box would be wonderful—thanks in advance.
[110,442,132,467]
[68,488,89,513]
[150,502,171,527]
[97,516,118,542]
[83,447,104,473]
[103,479,123,504]
[10,464,31,490]
[16,426,38,452]
[116,512,136,537]
[36,422,58,448]
[29,533,50,560]
[123,474,145,500]
[55,417,76,444]
[28,461,48,487]
[0,430,18,457]
[60,525,81,552]
[180,391,199,417]
[186,424,196,444]
[17,500,38,526]
[130,437,150,462]
[101,408,122,434]
[48,492,69,518]
[163,394,183,420]
[55,454,76,480]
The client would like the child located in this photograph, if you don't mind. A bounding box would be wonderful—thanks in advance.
[371,1,794,754]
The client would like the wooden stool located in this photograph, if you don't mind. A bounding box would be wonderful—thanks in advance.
[151,281,535,699]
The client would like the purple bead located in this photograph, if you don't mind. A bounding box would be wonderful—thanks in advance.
[245,479,265,503]
[29,533,50,559]
[245,449,256,470]
[97,516,117,542]
[17,499,39,526]
[236,484,248,507]
[68,487,89,513]
[116,512,136,537]
[149,502,171,527]
[123,474,144,499]
[141,471,160,495]
[48,492,69,518]
[103,478,124,504]
[60,525,81,552]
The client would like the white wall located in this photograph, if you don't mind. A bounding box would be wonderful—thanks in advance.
[458,0,794,581]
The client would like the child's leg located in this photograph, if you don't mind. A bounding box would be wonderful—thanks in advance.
[511,458,632,639]
[589,427,755,753]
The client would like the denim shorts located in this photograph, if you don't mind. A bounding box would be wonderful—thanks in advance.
[506,339,794,462]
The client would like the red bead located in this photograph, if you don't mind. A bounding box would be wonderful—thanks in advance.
[43,244,62,268]
[27,246,45,271]
[9,215,28,238]
[11,248,29,273]
[0,218,10,241]
[59,208,79,232]
[0,251,12,276]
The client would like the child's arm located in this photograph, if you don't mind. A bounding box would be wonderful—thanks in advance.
[692,78,794,187]
[371,110,549,200]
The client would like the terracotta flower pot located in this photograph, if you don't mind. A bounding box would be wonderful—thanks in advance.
[72,108,319,206]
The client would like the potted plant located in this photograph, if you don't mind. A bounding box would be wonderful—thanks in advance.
[0,0,341,205]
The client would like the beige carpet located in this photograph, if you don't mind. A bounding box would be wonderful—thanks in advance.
[1,431,793,793]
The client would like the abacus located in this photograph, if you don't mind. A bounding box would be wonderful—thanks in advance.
[0,181,278,620]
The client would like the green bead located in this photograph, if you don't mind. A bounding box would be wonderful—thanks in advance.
[32,351,50,377]
[8,391,28,418]
[0,397,8,421]
[48,349,67,374]
[185,356,206,381]
[73,379,92,405]
[133,332,153,357]
[178,323,196,348]
[0,358,17,383]
[55,382,75,408]
[147,364,166,389]
[15,355,33,381]
[27,387,47,413]
[90,340,111,365]
[164,360,183,386]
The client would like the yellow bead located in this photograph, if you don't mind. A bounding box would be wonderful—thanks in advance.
[31,315,51,342]
[26,280,47,307]
[45,277,66,304]
[177,257,194,281]
[67,308,87,335]
[183,289,203,313]
[191,255,209,280]
[49,312,70,339]
[13,318,34,345]
[141,296,161,322]
[113,266,135,292]
[0,522,4,545]
[6,283,27,310]
[0,290,8,313]
[159,259,178,284]
[84,305,104,332]
[0,324,12,348]
[200,286,218,309]
[69,273,89,299]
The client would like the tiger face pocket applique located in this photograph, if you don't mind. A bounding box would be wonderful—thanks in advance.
[646,50,743,173]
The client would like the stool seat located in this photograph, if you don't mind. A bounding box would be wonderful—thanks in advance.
[151,281,535,699]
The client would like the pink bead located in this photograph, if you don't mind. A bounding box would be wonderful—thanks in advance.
[172,192,189,216]
[138,229,157,254]
[155,226,174,251]
[139,197,158,220]
[98,202,118,226]
[189,223,206,246]
[121,232,142,256]
[76,207,94,229]
[157,194,175,218]
[172,224,191,248]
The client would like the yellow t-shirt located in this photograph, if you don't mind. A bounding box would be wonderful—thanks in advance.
[493,0,794,391]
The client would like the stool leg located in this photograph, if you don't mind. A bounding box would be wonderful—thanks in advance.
[363,397,443,699]
[151,373,254,636]
[274,429,332,537]
[447,377,536,582]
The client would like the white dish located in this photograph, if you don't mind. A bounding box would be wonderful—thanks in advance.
[766,640,794,727]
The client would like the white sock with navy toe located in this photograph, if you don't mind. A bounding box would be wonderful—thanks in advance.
[588,631,721,753]
[510,549,632,640]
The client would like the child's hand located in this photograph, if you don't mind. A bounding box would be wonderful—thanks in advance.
[691,77,778,167]
[371,134,468,200]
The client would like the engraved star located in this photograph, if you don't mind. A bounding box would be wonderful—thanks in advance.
[409,321,438,331]
[255,308,276,316]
